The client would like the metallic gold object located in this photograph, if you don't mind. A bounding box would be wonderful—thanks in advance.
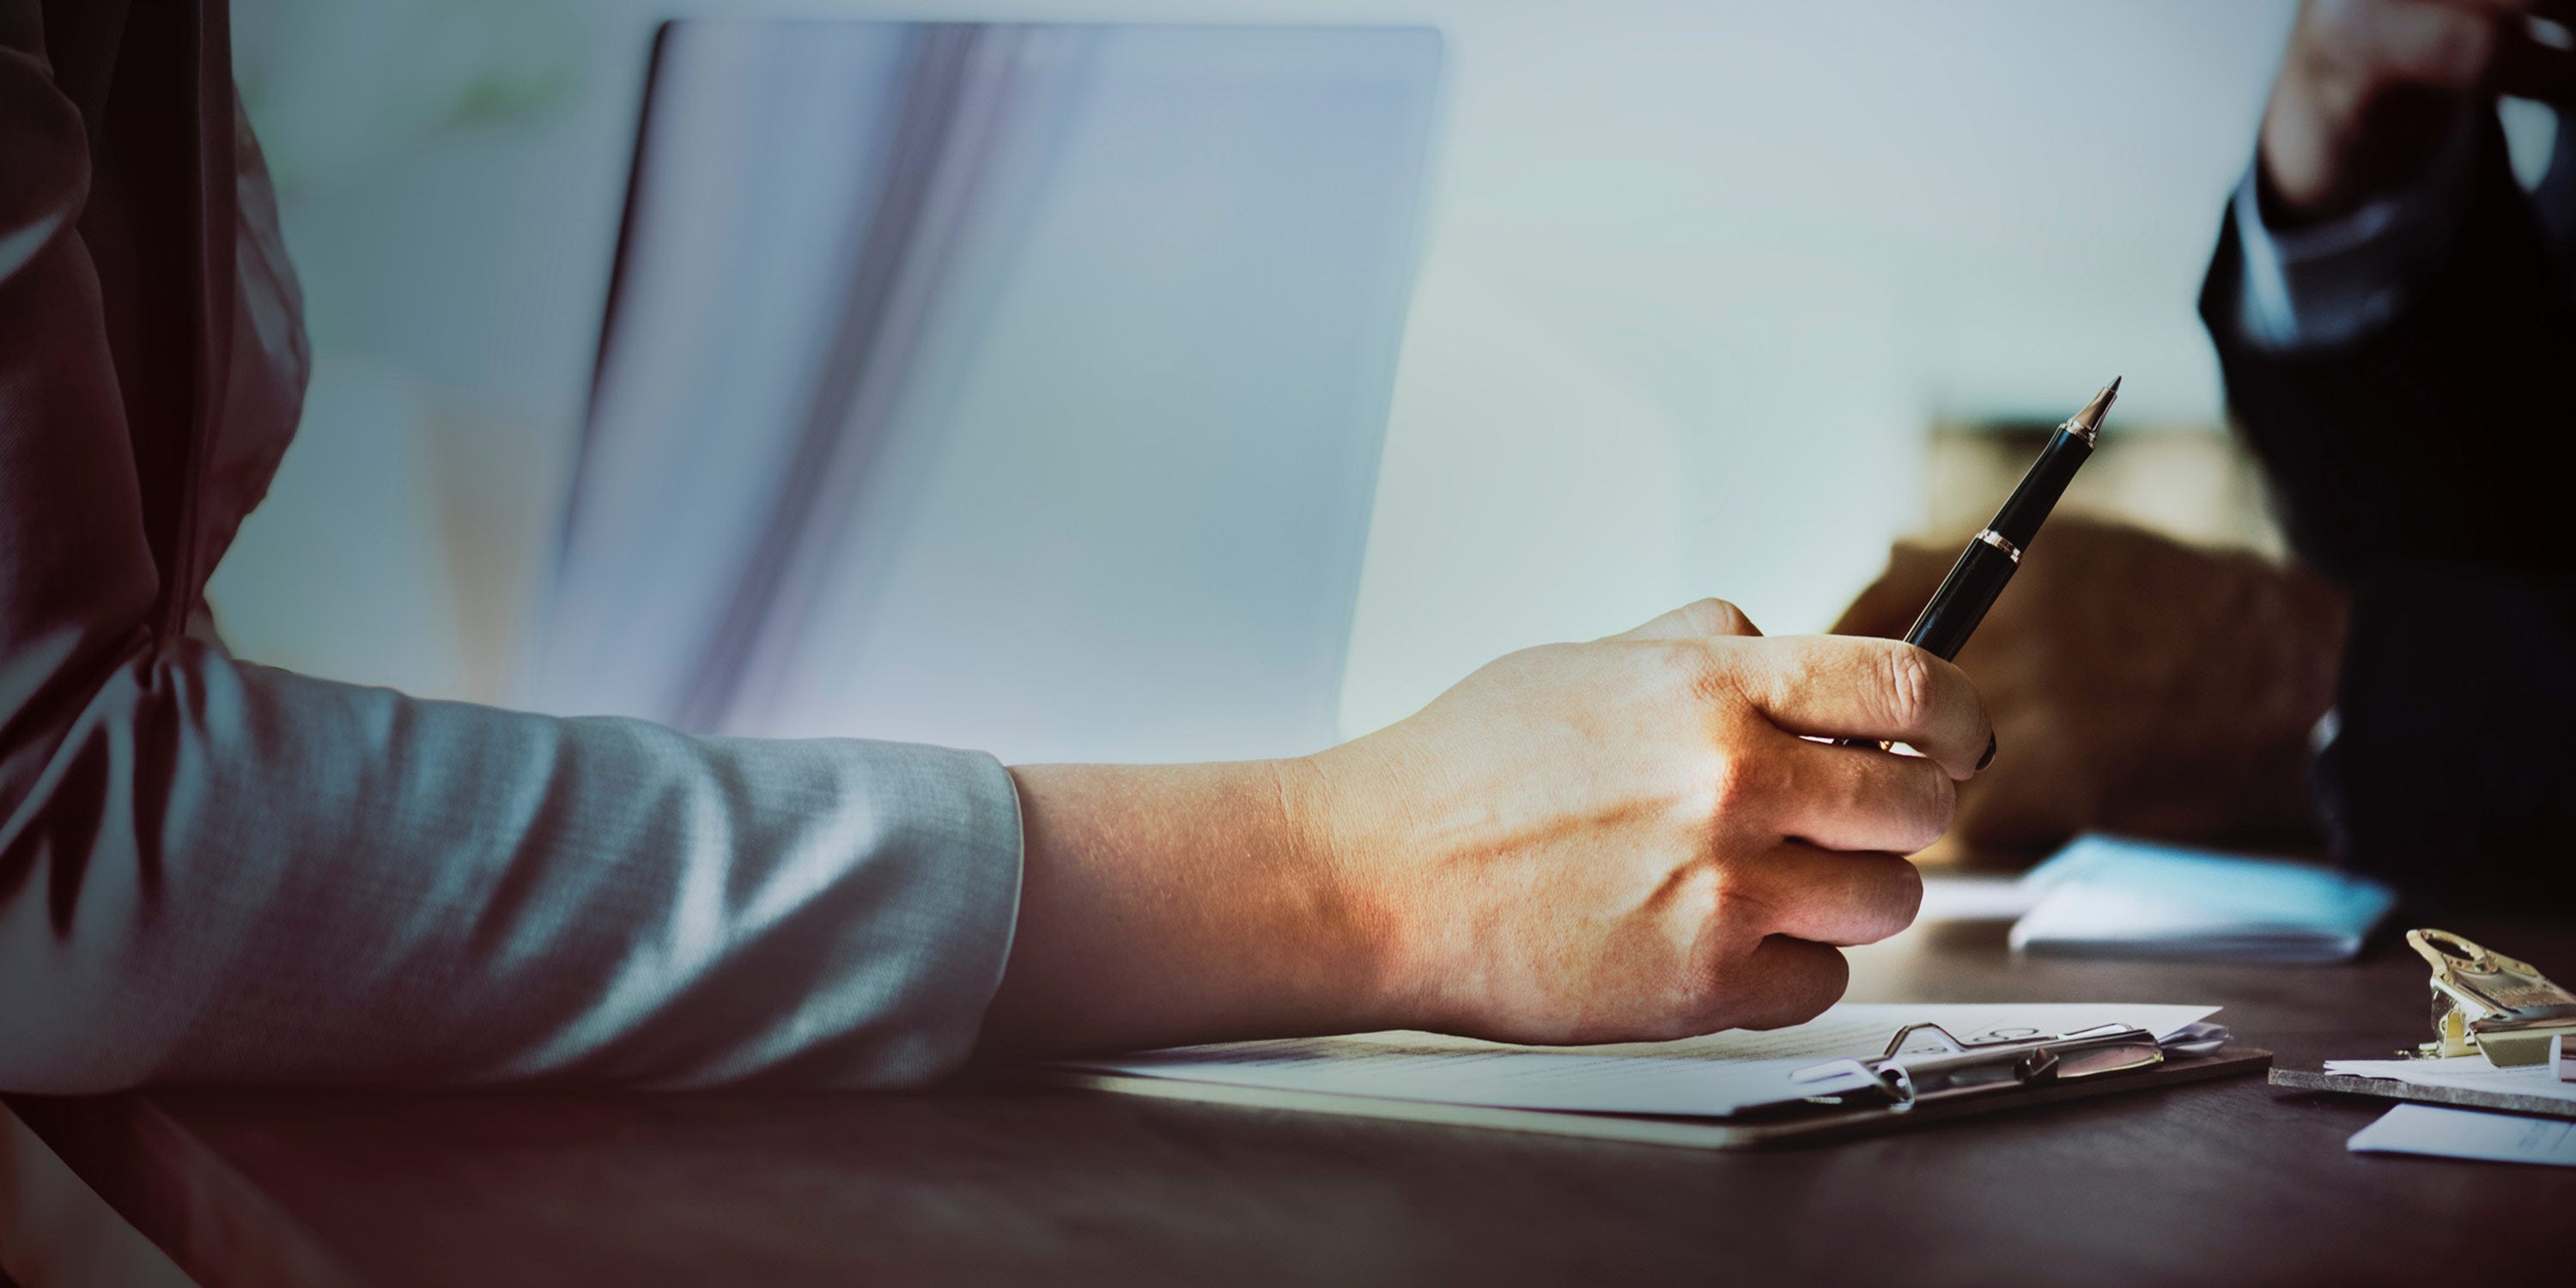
[2408,929,2576,1066]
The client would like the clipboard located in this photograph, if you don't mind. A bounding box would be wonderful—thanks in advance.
[2266,1067,2576,1121]
[1043,1022,2272,1151]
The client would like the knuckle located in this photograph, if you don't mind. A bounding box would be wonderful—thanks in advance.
[1706,744,1779,822]
[1680,597,1753,636]
[1880,643,1936,732]
[1668,641,1737,708]
[1708,861,1777,930]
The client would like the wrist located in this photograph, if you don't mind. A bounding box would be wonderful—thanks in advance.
[987,757,1410,1054]
[1276,743,1430,1033]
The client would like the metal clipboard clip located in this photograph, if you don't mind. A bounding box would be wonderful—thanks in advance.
[2408,928,2576,1066]
[1777,1020,2224,1115]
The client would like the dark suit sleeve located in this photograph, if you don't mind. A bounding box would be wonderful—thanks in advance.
[3,4,1024,1091]
[2200,117,2576,906]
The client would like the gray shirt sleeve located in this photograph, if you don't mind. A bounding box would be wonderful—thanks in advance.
[2,652,1025,1092]
[1,14,1024,1094]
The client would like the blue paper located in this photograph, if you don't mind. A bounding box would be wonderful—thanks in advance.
[2008,834,2397,963]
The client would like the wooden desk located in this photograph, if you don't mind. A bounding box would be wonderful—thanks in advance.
[9,915,2573,1286]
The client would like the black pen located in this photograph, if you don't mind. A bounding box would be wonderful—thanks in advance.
[1834,377,2119,749]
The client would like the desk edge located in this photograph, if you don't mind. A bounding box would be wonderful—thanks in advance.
[3,1094,368,1288]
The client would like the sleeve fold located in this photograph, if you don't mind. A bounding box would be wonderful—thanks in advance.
[3,5,1024,1094]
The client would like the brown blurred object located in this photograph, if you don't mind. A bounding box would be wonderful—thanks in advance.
[1835,518,2348,867]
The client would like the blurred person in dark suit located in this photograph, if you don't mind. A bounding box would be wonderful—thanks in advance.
[2201,0,2576,905]
[1843,0,2574,908]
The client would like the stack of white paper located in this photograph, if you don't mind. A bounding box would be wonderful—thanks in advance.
[2006,834,2397,963]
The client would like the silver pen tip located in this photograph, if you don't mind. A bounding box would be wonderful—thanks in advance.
[2065,377,2120,442]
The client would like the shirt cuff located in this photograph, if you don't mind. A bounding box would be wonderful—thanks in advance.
[2228,113,2480,353]
[811,742,1028,1084]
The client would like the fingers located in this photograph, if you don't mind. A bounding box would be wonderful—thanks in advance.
[1725,635,1993,779]
[1714,934,1850,1030]
[1676,852,1907,1034]
[1728,843,1923,947]
[1765,738,1958,855]
[1613,598,1762,642]
[1675,848,1913,1033]
[2349,0,2503,89]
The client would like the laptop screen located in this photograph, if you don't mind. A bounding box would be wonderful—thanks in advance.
[528,21,1441,763]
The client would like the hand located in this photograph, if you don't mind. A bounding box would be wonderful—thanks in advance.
[1304,599,1990,1046]
[1833,520,2348,861]
[2259,0,2576,222]
[983,599,1990,1056]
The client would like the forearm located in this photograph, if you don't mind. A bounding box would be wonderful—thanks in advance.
[980,759,1399,1056]
[2,645,1024,1092]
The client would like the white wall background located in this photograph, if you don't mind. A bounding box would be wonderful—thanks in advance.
[216,0,2299,742]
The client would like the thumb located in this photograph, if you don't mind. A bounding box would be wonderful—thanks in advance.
[1612,598,1764,641]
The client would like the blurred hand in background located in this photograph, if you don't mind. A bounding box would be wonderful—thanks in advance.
[1836,519,2348,863]
[2261,0,2576,222]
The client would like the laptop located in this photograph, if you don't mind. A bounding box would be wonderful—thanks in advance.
[526,19,1442,764]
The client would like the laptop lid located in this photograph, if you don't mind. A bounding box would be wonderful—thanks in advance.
[528,20,1441,763]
